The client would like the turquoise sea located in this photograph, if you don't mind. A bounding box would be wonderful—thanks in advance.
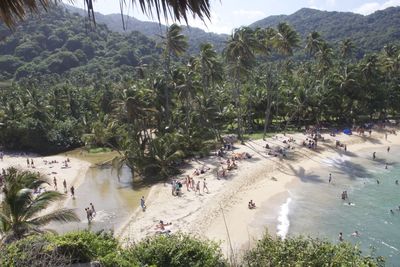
[282,145,400,266]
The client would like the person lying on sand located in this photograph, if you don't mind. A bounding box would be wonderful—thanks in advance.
[155,220,172,230]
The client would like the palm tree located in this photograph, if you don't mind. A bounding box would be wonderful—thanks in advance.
[224,27,258,142]
[305,31,322,57]
[340,39,355,61]
[273,22,300,57]
[160,23,188,124]
[0,168,79,243]
[0,0,212,28]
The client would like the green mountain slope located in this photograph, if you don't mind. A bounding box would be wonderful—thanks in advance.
[250,7,400,57]
[0,7,160,80]
[63,4,228,54]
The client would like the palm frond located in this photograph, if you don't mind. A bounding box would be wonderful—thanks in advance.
[29,208,80,226]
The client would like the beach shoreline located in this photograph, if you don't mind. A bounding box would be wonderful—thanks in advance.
[1,126,399,259]
[117,126,400,257]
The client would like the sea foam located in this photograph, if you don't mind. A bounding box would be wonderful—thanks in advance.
[277,197,291,239]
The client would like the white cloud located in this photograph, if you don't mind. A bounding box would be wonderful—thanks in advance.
[326,0,336,6]
[232,9,266,20]
[354,0,400,15]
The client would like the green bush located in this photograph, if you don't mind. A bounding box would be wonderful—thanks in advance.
[128,233,227,267]
[47,230,120,263]
[243,233,385,267]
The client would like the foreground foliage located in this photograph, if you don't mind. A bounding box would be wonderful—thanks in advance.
[0,230,384,266]
[0,168,79,243]
[244,234,385,267]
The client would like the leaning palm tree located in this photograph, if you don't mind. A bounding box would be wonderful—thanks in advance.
[0,0,211,28]
[224,27,258,142]
[0,167,79,243]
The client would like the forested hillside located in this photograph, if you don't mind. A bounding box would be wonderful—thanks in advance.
[0,7,160,81]
[251,7,400,57]
[64,4,228,54]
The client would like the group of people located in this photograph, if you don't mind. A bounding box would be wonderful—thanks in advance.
[26,158,35,168]
[248,200,256,209]
[85,203,96,223]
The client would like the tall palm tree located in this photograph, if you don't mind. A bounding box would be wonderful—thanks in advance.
[0,0,212,28]
[224,27,258,142]
[273,22,300,57]
[0,168,79,243]
[160,23,188,124]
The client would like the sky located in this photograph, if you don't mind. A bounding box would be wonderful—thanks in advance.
[62,0,400,34]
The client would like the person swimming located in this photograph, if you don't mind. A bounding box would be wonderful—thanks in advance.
[351,231,360,237]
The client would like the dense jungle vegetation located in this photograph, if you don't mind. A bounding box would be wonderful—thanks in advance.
[0,6,399,178]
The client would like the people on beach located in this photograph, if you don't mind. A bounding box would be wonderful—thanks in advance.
[85,207,93,223]
[31,159,34,168]
[387,146,390,153]
[156,220,172,231]
[203,178,209,193]
[195,181,201,195]
[90,203,96,216]
[140,196,146,211]
[329,173,332,183]
[373,152,376,160]
[385,163,388,169]
[390,209,394,214]
[26,158,30,167]
[53,177,57,190]
[70,186,75,198]
[248,200,256,209]
[63,179,67,193]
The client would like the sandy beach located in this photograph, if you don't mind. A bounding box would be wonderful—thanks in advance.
[0,153,91,209]
[1,126,399,258]
[117,126,400,257]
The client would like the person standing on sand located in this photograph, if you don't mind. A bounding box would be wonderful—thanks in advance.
[195,181,201,195]
[385,163,388,169]
[63,179,67,193]
[70,186,75,198]
[31,159,34,168]
[90,203,96,216]
[203,178,209,193]
[53,177,57,190]
[140,196,146,211]
[329,173,332,183]
[85,208,91,224]
[27,158,30,168]
[387,146,390,153]
[373,152,376,160]
[185,175,190,192]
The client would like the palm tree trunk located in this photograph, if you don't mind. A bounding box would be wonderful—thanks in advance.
[263,96,273,140]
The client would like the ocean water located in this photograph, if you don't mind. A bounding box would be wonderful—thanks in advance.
[280,145,400,266]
